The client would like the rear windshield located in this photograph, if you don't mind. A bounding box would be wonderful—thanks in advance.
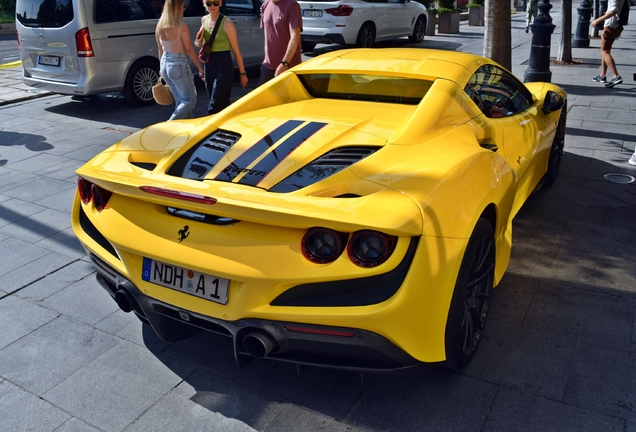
[16,0,74,28]
[298,73,432,105]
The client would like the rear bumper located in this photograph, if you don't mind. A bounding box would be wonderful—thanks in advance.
[89,252,436,374]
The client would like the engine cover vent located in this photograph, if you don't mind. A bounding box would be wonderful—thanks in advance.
[270,146,380,193]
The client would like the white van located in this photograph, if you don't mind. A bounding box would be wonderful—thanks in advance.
[15,0,264,106]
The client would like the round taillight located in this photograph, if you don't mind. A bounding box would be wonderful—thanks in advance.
[78,177,92,204]
[91,183,112,212]
[302,228,347,264]
[347,230,396,267]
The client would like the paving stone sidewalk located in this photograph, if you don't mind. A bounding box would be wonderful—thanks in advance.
[1,4,635,432]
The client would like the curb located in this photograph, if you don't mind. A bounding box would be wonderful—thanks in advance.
[0,92,54,106]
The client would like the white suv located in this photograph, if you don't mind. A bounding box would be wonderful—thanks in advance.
[297,0,428,51]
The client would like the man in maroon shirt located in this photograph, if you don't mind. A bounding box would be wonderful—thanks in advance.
[259,0,303,84]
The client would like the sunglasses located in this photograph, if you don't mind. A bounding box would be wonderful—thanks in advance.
[205,1,220,6]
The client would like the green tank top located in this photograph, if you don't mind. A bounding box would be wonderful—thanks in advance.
[204,16,230,53]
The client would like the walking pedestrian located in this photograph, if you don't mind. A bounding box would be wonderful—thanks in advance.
[525,0,538,33]
[155,0,204,120]
[194,0,249,115]
[590,0,625,88]
[259,0,302,85]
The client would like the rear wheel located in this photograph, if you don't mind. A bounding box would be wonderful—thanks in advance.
[409,15,426,43]
[443,218,495,370]
[356,23,375,48]
[544,104,566,186]
[123,60,159,106]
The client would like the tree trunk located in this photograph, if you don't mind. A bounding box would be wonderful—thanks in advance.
[483,0,512,70]
[557,0,573,62]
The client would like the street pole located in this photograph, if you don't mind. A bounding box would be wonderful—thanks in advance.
[572,0,594,48]
[524,0,556,82]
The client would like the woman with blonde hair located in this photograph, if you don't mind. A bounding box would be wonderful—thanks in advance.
[195,0,248,115]
[155,0,204,120]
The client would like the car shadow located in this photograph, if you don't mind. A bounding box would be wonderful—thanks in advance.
[134,149,635,430]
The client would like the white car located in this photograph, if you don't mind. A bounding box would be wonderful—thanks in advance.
[298,0,428,51]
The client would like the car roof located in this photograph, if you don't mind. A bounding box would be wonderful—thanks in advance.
[293,48,494,86]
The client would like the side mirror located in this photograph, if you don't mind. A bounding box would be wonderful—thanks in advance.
[542,90,565,114]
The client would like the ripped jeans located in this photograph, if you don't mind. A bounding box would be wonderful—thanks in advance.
[160,53,197,120]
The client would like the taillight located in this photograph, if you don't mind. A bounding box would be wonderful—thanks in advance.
[325,5,353,16]
[78,177,92,204]
[77,176,111,212]
[91,184,112,212]
[301,227,347,264]
[75,28,94,57]
[140,186,218,204]
[16,30,21,52]
[347,230,396,268]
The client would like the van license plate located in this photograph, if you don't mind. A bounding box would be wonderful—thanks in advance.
[142,257,229,305]
[38,55,60,66]
[302,10,322,17]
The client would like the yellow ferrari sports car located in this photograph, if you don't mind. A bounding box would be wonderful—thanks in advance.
[72,48,566,373]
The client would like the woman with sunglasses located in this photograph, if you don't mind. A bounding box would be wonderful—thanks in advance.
[195,0,249,115]
[155,0,204,120]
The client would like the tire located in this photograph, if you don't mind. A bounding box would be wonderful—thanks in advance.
[544,103,566,187]
[301,41,317,52]
[356,23,375,48]
[443,218,495,370]
[409,15,426,43]
[123,60,159,106]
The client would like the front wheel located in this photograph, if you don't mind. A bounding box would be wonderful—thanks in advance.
[409,15,426,43]
[443,218,495,370]
[123,60,159,106]
[356,23,375,48]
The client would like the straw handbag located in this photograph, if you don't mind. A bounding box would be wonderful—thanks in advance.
[152,75,174,105]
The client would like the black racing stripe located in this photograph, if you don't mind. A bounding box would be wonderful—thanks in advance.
[213,120,304,182]
[239,122,327,186]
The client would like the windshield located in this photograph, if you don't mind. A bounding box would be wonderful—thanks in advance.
[298,73,433,105]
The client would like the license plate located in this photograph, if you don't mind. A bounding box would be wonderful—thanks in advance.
[142,257,229,305]
[302,9,322,17]
[38,55,60,66]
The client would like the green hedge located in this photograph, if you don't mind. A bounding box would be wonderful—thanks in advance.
[0,0,14,23]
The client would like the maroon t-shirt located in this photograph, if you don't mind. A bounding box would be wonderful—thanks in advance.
[260,0,302,70]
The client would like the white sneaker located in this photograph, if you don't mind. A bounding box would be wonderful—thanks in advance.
[629,151,636,166]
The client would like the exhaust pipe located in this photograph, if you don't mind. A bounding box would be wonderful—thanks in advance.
[114,288,136,313]
[243,331,276,358]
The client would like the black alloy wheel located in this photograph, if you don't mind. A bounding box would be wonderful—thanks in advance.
[356,23,375,48]
[409,15,427,42]
[443,218,495,370]
[123,60,159,106]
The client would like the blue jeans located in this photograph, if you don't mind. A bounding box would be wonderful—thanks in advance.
[160,53,197,120]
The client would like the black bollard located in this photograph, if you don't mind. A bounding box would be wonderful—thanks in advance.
[572,0,594,47]
[597,0,608,28]
[524,0,556,82]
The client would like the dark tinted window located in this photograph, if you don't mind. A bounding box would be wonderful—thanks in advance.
[16,0,74,28]
[465,65,534,118]
[95,0,160,23]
